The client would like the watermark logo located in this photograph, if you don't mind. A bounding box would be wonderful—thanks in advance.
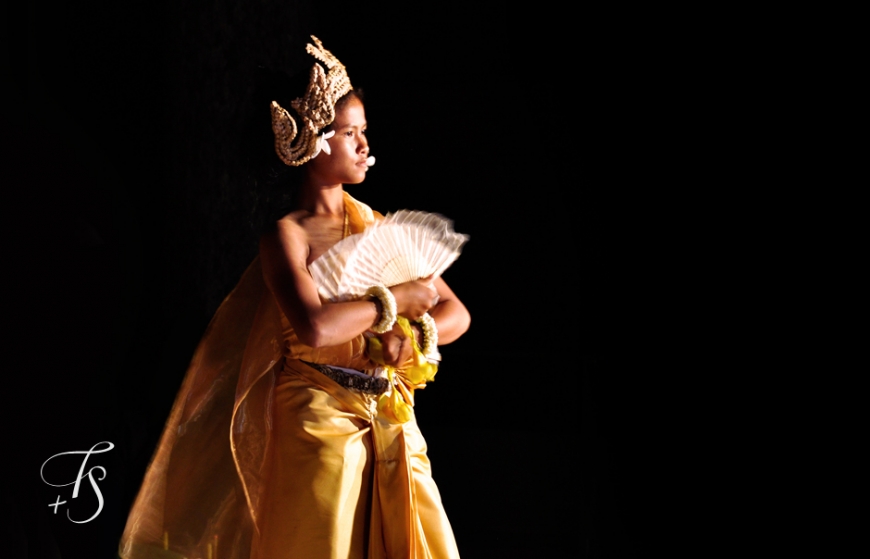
[41,441,114,524]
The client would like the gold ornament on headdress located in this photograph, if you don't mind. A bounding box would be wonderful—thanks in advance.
[271,36,354,166]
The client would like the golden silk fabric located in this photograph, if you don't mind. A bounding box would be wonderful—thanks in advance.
[367,317,439,425]
[119,192,459,559]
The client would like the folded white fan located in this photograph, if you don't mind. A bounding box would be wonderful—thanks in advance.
[309,210,469,302]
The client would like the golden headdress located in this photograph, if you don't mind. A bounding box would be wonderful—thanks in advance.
[271,36,354,166]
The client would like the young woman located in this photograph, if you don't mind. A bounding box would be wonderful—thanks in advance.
[120,37,469,559]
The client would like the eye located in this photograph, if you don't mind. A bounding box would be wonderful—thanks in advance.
[345,130,354,137]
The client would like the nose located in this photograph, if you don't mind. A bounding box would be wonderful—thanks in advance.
[358,133,369,154]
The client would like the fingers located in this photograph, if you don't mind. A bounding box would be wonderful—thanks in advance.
[392,278,438,318]
[382,334,401,364]
[423,279,437,305]
[381,334,412,367]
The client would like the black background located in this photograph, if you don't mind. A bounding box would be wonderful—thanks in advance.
[3,1,698,557]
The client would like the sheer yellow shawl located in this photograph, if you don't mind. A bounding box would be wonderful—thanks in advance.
[119,192,379,559]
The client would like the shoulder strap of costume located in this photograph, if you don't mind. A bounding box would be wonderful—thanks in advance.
[344,191,382,233]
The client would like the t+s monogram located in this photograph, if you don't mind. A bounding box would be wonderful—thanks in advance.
[40,441,114,524]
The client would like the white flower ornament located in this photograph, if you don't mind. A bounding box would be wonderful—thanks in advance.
[312,130,336,158]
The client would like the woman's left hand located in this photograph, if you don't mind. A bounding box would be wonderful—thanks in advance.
[377,321,422,367]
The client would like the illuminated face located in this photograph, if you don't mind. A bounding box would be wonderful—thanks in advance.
[306,96,370,186]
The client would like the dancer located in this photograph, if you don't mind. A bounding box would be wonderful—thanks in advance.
[120,36,469,559]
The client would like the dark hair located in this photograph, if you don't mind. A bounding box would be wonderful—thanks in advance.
[325,89,365,131]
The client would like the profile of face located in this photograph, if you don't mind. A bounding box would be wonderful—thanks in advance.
[305,95,370,186]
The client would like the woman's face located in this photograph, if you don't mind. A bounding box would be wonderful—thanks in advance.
[306,96,370,186]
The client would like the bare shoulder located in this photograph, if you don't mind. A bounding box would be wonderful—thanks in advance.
[260,211,311,268]
[275,210,311,237]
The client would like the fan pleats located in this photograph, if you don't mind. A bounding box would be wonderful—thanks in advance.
[309,210,468,302]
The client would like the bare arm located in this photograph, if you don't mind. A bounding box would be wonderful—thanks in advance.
[260,218,439,348]
[260,221,379,348]
[428,276,470,345]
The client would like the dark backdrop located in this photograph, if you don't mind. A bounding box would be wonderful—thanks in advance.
[4,1,685,557]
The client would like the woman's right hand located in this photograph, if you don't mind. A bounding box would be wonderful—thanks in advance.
[389,276,437,320]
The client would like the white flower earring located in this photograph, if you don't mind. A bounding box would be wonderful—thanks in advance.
[312,130,336,158]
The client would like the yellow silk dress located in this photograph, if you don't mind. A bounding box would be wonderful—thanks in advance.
[119,192,460,559]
